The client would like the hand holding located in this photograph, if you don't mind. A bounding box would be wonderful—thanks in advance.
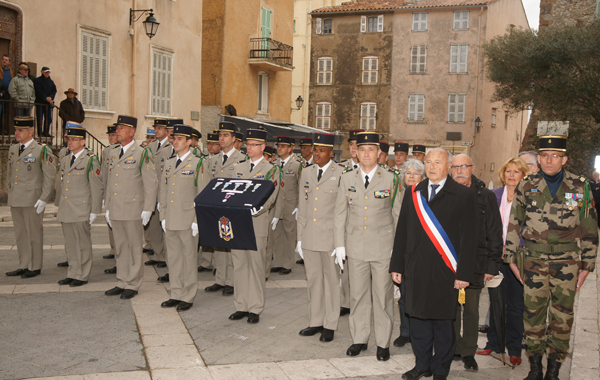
[392,272,402,284]
[454,280,469,289]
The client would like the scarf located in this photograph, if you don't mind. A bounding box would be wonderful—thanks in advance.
[500,185,512,245]
[542,169,564,198]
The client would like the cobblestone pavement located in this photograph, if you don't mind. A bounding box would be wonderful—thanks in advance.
[0,212,597,380]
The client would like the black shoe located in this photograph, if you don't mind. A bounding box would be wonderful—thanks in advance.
[432,376,447,380]
[462,356,478,371]
[21,269,41,278]
[158,273,169,283]
[478,324,489,334]
[222,285,234,296]
[279,268,292,275]
[320,328,334,342]
[205,283,225,292]
[402,367,433,380]
[161,299,180,308]
[145,260,160,266]
[453,354,462,361]
[69,280,88,287]
[198,266,211,272]
[229,311,249,320]
[143,248,154,255]
[394,335,411,347]
[544,358,561,380]
[299,326,323,336]
[105,287,125,296]
[377,346,390,361]
[105,266,117,274]
[156,261,167,268]
[57,261,69,267]
[270,267,283,273]
[120,289,138,299]
[103,254,115,259]
[6,269,27,277]
[247,313,259,323]
[296,259,304,265]
[340,307,350,316]
[177,302,193,311]
[346,343,367,356]
[524,355,544,380]
[58,278,74,285]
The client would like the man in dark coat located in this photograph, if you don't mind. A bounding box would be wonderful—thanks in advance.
[58,88,85,132]
[34,67,57,137]
[450,154,503,371]
[390,148,478,380]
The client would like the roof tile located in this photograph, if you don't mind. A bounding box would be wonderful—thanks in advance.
[312,0,497,14]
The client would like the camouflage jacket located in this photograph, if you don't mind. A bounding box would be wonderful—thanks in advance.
[505,170,598,272]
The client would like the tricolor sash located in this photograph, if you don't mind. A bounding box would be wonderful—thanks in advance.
[413,189,458,273]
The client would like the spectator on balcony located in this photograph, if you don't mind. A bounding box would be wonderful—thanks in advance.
[58,88,85,133]
[0,54,14,131]
[8,63,35,117]
[34,67,57,137]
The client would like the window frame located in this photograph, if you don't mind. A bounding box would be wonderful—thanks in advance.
[150,46,174,117]
[453,11,470,30]
[361,15,384,33]
[447,93,466,123]
[360,102,377,130]
[316,102,332,130]
[408,94,425,122]
[316,57,333,85]
[362,56,379,85]
[412,12,428,31]
[410,45,427,74]
[323,19,333,34]
[449,44,468,74]
[258,71,269,113]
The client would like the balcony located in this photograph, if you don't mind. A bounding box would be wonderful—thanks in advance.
[248,38,293,71]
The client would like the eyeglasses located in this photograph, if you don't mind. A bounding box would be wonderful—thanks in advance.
[540,154,565,160]
[450,164,473,170]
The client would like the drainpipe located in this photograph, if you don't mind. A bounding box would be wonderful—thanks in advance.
[131,0,137,117]
[471,6,483,149]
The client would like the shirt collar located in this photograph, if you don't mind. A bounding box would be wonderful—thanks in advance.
[159,136,169,146]
[317,159,333,173]
[177,150,191,161]
[21,139,34,149]
[72,149,85,161]
[121,139,135,153]
[251,156,264,166]
[280,155,292,166]
[429,176,448,193]
[223,147,236,157]
[360,165,377,183]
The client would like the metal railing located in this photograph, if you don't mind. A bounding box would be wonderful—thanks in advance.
[249,38,293,68]
[0,98,105,156]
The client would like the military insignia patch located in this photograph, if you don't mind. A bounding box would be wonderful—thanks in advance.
[125,160,136,164]
[181,170,194,175]
[96,169,101,175]
[23,158,36,163]
[374,190,390,198]
[219,216,234,241]
[74,167,84,170]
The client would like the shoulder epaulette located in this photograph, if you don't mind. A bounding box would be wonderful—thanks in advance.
[337,163,345,168]
[342,167,353,174]
[304,163,313,168]
[579,175,588,183]
[238,159,246,164]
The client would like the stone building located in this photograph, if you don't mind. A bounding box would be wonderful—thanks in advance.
[539,0,598,28]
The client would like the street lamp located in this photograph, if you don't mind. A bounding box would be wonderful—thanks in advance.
[130,9,160,39]
[475,116,482,132]
[291,95,304,112]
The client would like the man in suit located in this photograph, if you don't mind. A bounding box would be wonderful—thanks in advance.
[104,115,158,300]
[228,128,279,324]
[334,131,401,361]
[271,136,303,275]
[297,133,343,342]
[159,124,210,311]
[390,148,478,380]
[205,121,242,295]
[6,116,57,278]
[55,126,103,286]
[101,124,120,273]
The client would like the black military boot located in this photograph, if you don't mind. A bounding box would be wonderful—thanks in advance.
[524,355,543,380]
[543,358,561,380]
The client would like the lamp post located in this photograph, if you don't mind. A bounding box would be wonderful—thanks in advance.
[130,9,160,39]
[291,95,304,112]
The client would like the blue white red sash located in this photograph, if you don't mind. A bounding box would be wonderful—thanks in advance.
[413,189,458,273]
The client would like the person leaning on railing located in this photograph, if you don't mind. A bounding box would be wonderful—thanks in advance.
[8,63,35,117]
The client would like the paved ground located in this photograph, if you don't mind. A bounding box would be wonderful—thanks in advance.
[0,210,598,380]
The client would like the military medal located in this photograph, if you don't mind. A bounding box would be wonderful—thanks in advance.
[458,289,466,304]
[223,193,233,202]
[27,165,31,171]
[252,184,261,192]
[213,182,223,190]
[305,192,308,200]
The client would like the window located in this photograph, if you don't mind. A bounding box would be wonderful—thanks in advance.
[360,102,377,130]
[453,11,469,30]
[410,45,427,73]
[323,19,333,34]
[151,49,173,117]
[412,13,428,31]
[491,108,497,127]
[408,94,425,122]
[317,57,333,84]
[447,94,466,123]
[258,72,268,113]
[450,44,468,74]
[361,15,384,33]
[316,102,331,129]
[81,32,108,110]
[362,57,378,84]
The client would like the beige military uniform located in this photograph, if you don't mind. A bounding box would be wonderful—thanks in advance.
[159,152,210,302]
[105,142,158,291]
[7,140,56,271]
[333,167,401,348]
[208,148,243,287]
[55,148,103,281]
[339,158,360,308]
[56,146,71,262]
[101,143,120,256]
[190,146,213,268]
[297,161,343,330]
[231,158,279,314]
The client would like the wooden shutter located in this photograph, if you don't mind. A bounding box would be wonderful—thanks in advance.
[377,15,384,32]
[417,95,425,120]
[81,32,108,110]
[371,58,378,83]
[408,95,416,121]
[317,59,324,83]
[361,16,367,33]
[369,104,376,129]
[325,59,332,83]
[455,11,469,30]
[457,94,465,122]
[151,51,173,116]
[448,94,456,122]
[316,18,322,35]
[459,45,468,73]
[450,45,458,73]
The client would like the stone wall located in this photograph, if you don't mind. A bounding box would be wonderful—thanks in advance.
[539,0,597,28]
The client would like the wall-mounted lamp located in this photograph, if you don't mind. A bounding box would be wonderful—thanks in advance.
[475,116,482,132]
[291,95,304,112]
[130,9,160,39]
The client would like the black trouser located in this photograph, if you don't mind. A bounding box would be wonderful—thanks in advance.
[453,287,481,357]
[410,317,456,377]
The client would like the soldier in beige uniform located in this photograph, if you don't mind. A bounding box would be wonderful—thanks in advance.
[334,131,401,361]
[101,124,119,273]
[159,125,210,311]
[6,117,57,278]
[205,121,241,295]
[228,128,279,324]
[55,127,103,286]
[299,137,314,167]
[104,115,158,299]
[56,125,73,268]
[393,142,409,172]
[297,133,343,342]
[412,144,426,163]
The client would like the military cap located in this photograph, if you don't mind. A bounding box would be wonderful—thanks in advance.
[348,129,365,142]
[66,127,87,138]
[264,145,275,156]
[154,118,168,127]
[538,135,567,152]
[277,136,292,146]
[207,132,219,143]
[412,144,426,154]
[65,121,84,129]
[191,129,202,139]
[106,124,117,134]
[14,116,34,128]
[173,124,194,137]
[246,129,267,142]
[356,131,380,146]
[314,133,335,147]
[235,132,243,142]
[380,142,390,153]
[117,115,137,128]
[146,128,155,136]
[300,138,313,146]
[219,121,236,133]
[166,119,184,129]
[394,142,409,153]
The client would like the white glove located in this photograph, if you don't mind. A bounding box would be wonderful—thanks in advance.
[292,208,298,220]
[105,210,112,228]
[192,223,198,237]
[271,217,280,230]
[332,247,346,270]
[161,219,166,232]
[297,241,304,259]
[89,213,97,225]
[251,206,263,216]
[141,211,152,226]
[102,199,105,209]
[34,199,46,215]
[157,202,160,210]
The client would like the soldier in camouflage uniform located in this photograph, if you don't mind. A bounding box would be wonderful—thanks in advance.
[505,136,598,380]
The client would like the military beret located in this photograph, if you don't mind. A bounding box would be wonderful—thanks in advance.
[300,138,313,146]
[106,124,117,134]
[235,132,243,141]
[192,129,202,139]
[166,119,184,129]
[219,121,236,133]
[154,118,168,127]
[66,121,84,129]
[207,133,219,143]
[173,124,194,137]
[264,145,275,156]
[146,128,155,136]
[67,127,86,138]
[277,136,292,146]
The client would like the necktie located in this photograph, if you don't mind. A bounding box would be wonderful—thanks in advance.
[157,141,161,151]
[223,154,228,164]
[70,155,76,167]
[281,161,284,168]
[250,163,255,172]
[176,158,182,168]
[364,175,370,189]
[429,184,440,202]
[19,144,24,156]
[317,169,323,182]
[119,148,124,159]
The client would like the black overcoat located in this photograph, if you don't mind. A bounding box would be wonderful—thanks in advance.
[390,176,478,320]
